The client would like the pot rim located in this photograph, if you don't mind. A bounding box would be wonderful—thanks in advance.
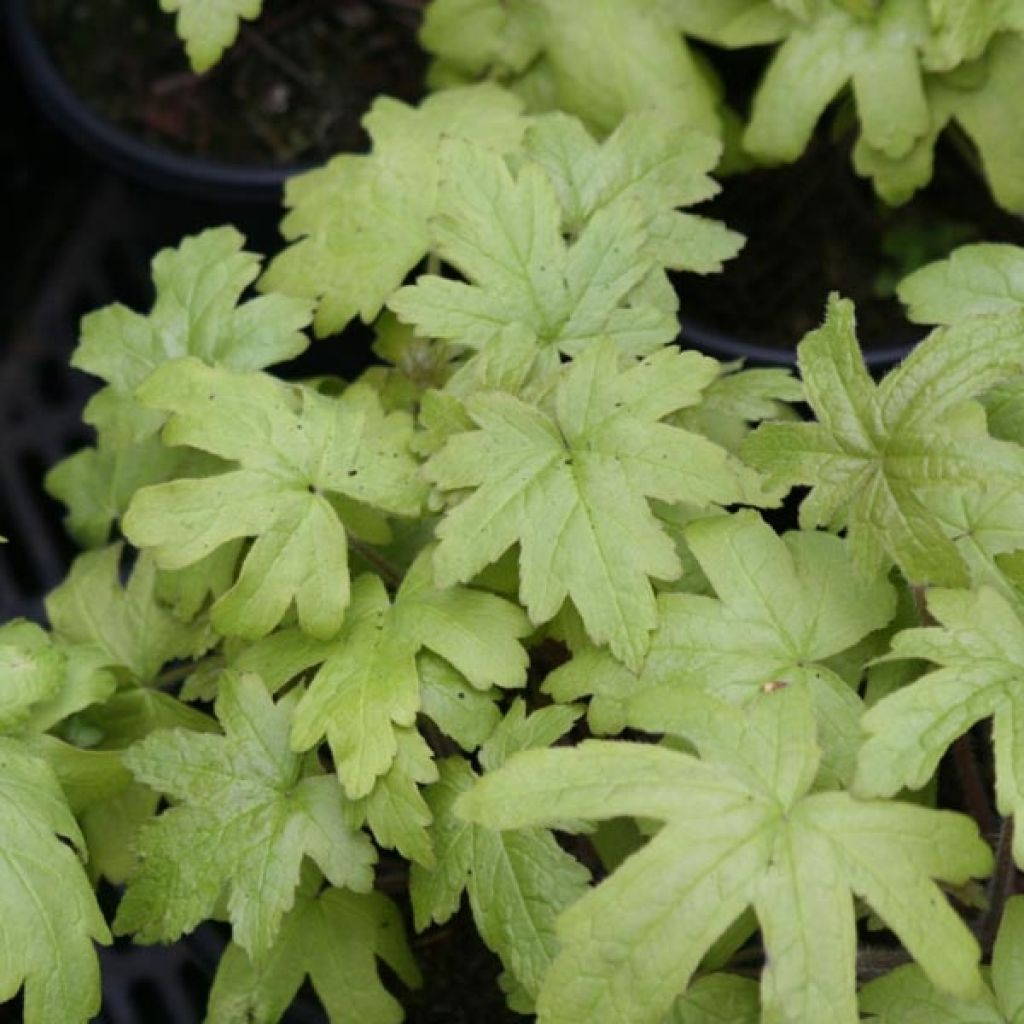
[4,0,311,202]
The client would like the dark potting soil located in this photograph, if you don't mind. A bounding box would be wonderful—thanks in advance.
[681,134,1024,353]
[27,0,428,165]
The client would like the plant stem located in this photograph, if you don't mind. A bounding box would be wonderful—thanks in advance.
[979,817,1017,950]
[953,733,996,836]
[349,538,404,588]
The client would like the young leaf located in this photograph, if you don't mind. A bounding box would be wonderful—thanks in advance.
[207,869,420,1024]
[122,361,424,639]
[856,586,1024,865]
[160,0,262,72]
[548,510,896,785]
[859,895,1024,1021]
[389,136,679,359]
[670,973,760,1024]
[459,686,992,1024]
[114,672,376,961]
[426,340,767,669]
[743,295,1024,585]
[261,86,528,335]
[0,739,111,1024]
[523,109,740,266]
[72,227,311,445]
[898,243,1024,324]
[410,703,590,1007]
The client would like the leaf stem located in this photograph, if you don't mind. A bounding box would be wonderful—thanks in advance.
[349,539,405,588]
[979,817,1017,951]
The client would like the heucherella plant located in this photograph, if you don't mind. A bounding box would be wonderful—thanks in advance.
[11,82,1024,1024]
[418,0,1024,211]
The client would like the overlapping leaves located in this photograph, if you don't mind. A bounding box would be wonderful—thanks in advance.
[460,685,993,1024]
[115,672,375,961]
[743,294,1024,585]
[123,359,424,639]
[426,339,767,668]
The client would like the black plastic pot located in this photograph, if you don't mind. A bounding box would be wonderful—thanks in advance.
[4,0,309,204]
[680,317,917,372]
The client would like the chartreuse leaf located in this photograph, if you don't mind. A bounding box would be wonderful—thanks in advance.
[667,0,794,47]
[421,0,722,138]
[523,110,742,272]
[48,546,220,885]
[45,438,214,549]
[115,672,375,961]
[420,0,544,83]
[854,35,1024,211]
[859,895,1024,1022]
[161,0,262,72]
[0,739,111,1024]
[46,543,212,684]
[410,702,590,1009]
[0,620,64,731]
[898,243,1024,324]
[390,108,743,364]
[207,866,420,1024]
[547,510,896,785]
[856,586,1024,865]
[231,548,527,805]
[262,86,528,336]
[0,623,111,1023]
[924,0,1024,69]
[72,227,311,445]
[744,0,932,164]
[669,973,760,1023]
[743,295,1024,586]
[426,340,767,669]
[459,686,992,1024]
[122,360,424,640]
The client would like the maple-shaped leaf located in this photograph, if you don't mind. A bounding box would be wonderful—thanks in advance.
[45,436,217,549]
[673,363,803,454]
[388,133,683,359]
[239,548,527,797]
[855,586,1024,864]
[860,894,1024,1022]
[161,0,263,72]
[115,672,376,961]
[523,110,743,273]
[46,543,212,684]
[742,295,1024,586]
[547,510,896,785]
[122,360,424,639]
[898,243,1024,325]
[73,227,311,445]
[0,739,111,1023]
[459,686,993,1024]
[261,85,528,336]
[926,485,1024,602]
[207,866,420,1024]
[853,35,1024,211]
[744,0,933,164]
[426,339,768,669]
[410,702,590,1008]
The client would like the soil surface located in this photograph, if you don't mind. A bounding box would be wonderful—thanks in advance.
[28,0,428,165]
[681,133,1024,353]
